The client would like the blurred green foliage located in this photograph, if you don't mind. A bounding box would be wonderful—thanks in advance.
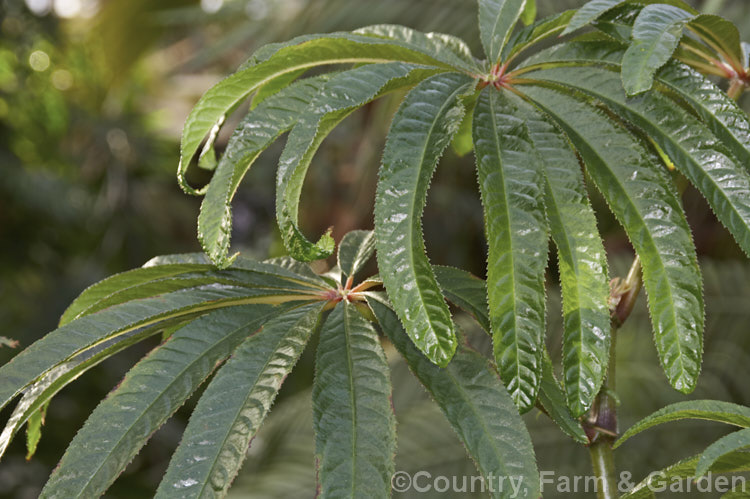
[1,0,749,497]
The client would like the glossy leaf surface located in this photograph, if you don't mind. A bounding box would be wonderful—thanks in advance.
[198,76,329,267]
[40,304,291,498]
[696,427,750,477]
[528,65,750,256]
[276,62,440,261]
[622,4,695,95]
[313,301,395,498]
[616,400,750,448]
[337,230,376,279]
[473,88,548,412]
[368,296,539,499]
[478,0,527,64]
[179,33,460,194]
[521,84,704,394]
[374,72,473,366]
[156,303,324,498]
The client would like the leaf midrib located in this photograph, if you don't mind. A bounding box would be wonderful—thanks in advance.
[486,90,523,402]
[542,176,590,394]
[62,307,285,498]
[545,73,750,253]
[400,77,468,352]
[519,84,689,383]
[191,305,315,498]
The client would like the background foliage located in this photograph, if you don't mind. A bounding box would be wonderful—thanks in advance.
[1,0,749,497]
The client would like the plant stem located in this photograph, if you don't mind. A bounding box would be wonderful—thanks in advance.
[586,256,642,499]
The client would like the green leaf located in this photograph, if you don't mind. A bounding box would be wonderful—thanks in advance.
[0,284,309,414]
[40,304,292,498]
[478,0,527,64]
[277,62,442,261]
[615,400,750,448]
[620,451,750,499]
[353,24,481,73]
[62,255,327,325]
[561,0,698,36]
[538,353,589,444]
[562,0,621,35]
[658,62,750,169]
[250,68,310,109]
[433,265,491,333]
[621,4,695,95]
[514,98,610,417]
[313,301,395,498]
[520,84,703,394]
[688,14,744,71]
[450,90,479,157]
[374,72,473,367]
[503,10,576,62]
[0,321,183,460]
[156,303,324,498]
[178,33,460,195]
[263,256,330,288]
[527,65,750,257]
[337,230,376,279]
[198,75,330,267]
[472,88,548,412]
[696,428,750,477]
[517,40,750,172]
[367,296,540,499]
[25,401,47,460]
[520,0,536,26]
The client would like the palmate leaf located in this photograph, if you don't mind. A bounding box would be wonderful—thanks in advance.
[620,451,750,499]
[518,99,610,417]
[61,255,327,325]
[337,230,376,279]
[519,84,704,394]
[526,65,750,256]
[374,72,473,367]
[431,266,589,441]
[696,428,750,477]
[156,303,325,498]
[657,63,750,169]
[40,303,296,498]
[561,0,698,36]
[0,320,187,459]
[688,14,744,71]
[472,88,548,412]
[478,0,527,65]
[276,63,440,261]
[313,301,395,499]
[198,75,330,267]
[518,40,750,170]
[367,296,540,499]
[565,3,741,95]
[0,284,306,416]
[616,400,750,448]
[178,33,465,195]
[353,24,481,74]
